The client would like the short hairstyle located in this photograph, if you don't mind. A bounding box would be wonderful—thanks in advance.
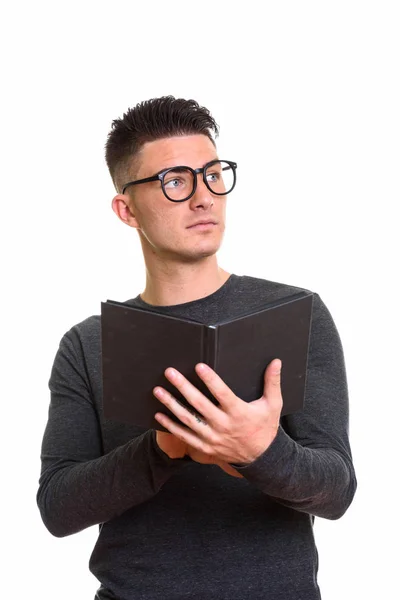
[105,95,220,193]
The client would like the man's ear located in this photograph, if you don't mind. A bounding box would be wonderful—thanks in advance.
[111,194,140,229]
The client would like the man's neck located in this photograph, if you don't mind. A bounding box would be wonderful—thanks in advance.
[140,262,231,307]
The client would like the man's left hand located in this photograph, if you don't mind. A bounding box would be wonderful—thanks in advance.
[153,359,283,466]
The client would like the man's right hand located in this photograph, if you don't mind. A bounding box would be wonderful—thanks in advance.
[155,431,243,478]
[156,430,187,459]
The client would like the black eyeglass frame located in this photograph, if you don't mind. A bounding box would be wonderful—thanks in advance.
[121,159,237,202]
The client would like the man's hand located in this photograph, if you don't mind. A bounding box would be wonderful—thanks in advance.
[155,431,187,459]
[186,446,244,478]
[153,359,283,466]
[155,431,244,478]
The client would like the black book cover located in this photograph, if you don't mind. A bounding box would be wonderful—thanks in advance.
[101,291,314,431]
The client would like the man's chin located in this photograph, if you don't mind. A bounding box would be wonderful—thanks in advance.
[175,244,221,263]
[146,236,223,263]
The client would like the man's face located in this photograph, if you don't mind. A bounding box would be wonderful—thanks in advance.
[117,134,227,263]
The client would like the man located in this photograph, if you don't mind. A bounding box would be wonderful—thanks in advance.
[37,95,357,599]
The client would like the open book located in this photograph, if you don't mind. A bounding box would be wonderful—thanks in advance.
[101,291,314,431]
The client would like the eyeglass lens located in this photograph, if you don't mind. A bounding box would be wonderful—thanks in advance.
[162,161,235,201]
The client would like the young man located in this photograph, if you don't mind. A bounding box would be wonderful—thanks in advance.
[37,96,357,599]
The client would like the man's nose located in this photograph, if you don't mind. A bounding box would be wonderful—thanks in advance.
[189,176,214,209]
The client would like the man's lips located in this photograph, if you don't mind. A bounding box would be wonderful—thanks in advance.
[187,220,217,229]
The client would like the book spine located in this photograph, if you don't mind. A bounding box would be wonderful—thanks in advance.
[203,325,218,370]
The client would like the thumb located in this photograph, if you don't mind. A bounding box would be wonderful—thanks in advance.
[217,461,245,479]
[262,359,283,411]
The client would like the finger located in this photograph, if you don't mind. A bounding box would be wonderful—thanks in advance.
[194,363,240,413]
[262,359,283,412]
[153,386,213,437]
[217,462,245,478]
[154,410,212,454]
[163,367,224,424]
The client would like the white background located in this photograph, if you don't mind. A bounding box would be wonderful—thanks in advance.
[1,1,399,598]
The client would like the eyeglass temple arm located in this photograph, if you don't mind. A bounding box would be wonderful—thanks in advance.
[122,174,159,194]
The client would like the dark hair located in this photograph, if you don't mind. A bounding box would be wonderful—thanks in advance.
[105,95,220,193]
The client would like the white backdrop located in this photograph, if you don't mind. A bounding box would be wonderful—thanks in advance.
[1,1,399,599]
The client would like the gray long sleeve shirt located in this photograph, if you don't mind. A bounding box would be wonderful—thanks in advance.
[37,274,357,600]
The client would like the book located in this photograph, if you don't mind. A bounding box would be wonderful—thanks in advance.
[101,291,314,431]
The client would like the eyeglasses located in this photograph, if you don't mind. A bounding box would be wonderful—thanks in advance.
[121,159,237,202]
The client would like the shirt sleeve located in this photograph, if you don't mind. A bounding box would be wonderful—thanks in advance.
[36,328,189,538]
[229,293,357,520]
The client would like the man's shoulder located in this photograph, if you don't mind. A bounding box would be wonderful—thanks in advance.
[58,295,140,351]
[234,273,314,300]
[58,313,101,356]
[70,312,101,335]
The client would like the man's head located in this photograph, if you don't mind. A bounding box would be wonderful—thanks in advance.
[105,96,236,265]
[105,96,220,194]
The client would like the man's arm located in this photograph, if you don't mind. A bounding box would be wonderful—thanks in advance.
[229,293,357,519]
[36,329,188,538]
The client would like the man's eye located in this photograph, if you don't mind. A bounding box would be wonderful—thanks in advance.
[164,178,183,188]
[206,172,220,183]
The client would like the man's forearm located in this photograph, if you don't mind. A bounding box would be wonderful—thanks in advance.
[37,429,188,537]
[230,425,357,519]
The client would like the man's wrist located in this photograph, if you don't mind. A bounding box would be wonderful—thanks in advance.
[230,426,281,468]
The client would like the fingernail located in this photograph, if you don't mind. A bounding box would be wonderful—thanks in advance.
[167,368,178,379]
